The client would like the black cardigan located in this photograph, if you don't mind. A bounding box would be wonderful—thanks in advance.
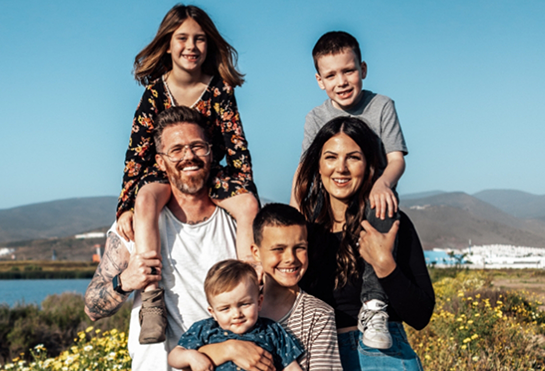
[300,211,435,330]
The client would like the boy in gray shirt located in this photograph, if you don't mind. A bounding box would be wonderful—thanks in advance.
[290,31,408,350]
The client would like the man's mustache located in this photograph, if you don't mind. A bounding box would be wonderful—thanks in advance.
[176,158,205,170]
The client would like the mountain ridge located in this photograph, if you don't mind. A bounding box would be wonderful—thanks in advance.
[1,191,544,252]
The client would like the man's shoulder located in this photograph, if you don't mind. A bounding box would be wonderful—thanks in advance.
[107,221,134,254]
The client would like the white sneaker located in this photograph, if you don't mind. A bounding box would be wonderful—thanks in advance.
[357,299,393,349]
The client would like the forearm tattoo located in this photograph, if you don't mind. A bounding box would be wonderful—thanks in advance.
[84,233,130,320]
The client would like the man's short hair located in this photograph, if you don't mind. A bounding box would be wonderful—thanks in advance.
[252,203,307,246]
[204,259,259,303]
[312,31,362,73]
[153,106,208,152]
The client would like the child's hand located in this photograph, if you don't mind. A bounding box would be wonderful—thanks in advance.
[369,180,397,220]
[117,210,135,241]
[187,350,215,371]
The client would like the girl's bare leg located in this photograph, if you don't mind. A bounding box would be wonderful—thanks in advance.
[134,182,171,291]
[214,193,259,261]
[133,182,171,344]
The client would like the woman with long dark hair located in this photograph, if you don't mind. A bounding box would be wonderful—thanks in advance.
[295,116,434,370]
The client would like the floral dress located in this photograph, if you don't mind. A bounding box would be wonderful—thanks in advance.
[116,75,256,218]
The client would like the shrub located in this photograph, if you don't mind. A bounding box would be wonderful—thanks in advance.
[1,327,131,371]
[0,293,131,365]
[406,270,545,370]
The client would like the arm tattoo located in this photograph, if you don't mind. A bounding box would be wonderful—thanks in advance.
[84,233,130,320]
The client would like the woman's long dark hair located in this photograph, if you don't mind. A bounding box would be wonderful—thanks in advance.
[295,116,383,288]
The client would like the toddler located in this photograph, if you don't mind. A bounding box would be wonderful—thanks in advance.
[168,259,303,370]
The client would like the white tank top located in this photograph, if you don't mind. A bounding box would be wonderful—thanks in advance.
[113,206,237,371]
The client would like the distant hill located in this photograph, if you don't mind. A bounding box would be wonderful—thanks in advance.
[0,197,117,243]
[0,196,277,245]
[2,192,545,256]
[401,192,545,250]
[473,189,545,220]
[401,190,446,200]
[3,229,109,261]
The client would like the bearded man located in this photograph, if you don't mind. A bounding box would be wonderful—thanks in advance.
[85,106,243,370]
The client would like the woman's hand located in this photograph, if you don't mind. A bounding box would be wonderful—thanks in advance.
[359,220,399,278]
[117,210,135,241]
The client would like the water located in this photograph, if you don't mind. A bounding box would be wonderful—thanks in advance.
[424,250,467,265]
[0,279,92,307]
[0,253,457,307]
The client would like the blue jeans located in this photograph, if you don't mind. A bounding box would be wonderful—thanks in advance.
[338,323,423,371]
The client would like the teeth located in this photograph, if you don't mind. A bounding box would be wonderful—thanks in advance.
[183,166,199,171]
[334,179,349,184]
[278,268,298,273]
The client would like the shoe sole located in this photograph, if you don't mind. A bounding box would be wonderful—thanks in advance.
[362,335,392,350]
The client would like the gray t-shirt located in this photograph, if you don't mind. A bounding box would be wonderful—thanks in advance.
[302,90,408,169]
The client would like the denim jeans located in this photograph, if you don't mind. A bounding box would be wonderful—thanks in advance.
[360,202,400,303]
[337,323,423,371]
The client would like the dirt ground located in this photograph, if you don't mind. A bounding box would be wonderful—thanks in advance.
[491,269,545,310]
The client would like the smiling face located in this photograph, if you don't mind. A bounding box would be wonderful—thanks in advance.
[319,132,367,206]
[252,225,308,292]
[168,17,208,75]
[155,122,211,195]
[315,48,367,110]
[207,278,262,334]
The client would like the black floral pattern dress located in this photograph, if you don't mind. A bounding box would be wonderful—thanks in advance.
[116,75,257,218]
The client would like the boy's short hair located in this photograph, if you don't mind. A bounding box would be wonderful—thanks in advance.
[253,203,307,246]
[204,259,259,303]
[153,106,209,152]
[312,31,362,72]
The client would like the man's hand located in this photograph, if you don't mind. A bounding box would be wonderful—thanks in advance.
[369,180,397,220]
[226,340,275,371]
[119,250,162,292]
[199,340,276,371]
[359,220,399,278]
[117,210,135,241]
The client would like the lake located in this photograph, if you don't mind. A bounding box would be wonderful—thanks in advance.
[0,279,92,307]
[424,250,467,265]
[0,254,455,307]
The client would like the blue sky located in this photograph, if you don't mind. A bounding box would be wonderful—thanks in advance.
[1,0,544,210]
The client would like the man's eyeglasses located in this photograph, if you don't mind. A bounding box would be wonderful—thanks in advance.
[157,142,212,162]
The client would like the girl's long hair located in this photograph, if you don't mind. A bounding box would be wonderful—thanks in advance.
[133,4,244,87]
[295,116,383,288]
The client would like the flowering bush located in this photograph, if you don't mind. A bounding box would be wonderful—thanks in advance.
[407,270,545,370]
[1,327,130,371]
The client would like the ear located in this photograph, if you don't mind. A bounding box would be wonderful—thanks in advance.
[315,73,326,90]
[360,61,368,79]
[251,244,261,262]
[156,154,167,172]
[208,306,217,321]
[257,293,264,312]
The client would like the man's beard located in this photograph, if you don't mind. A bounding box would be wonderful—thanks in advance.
[166,158,210,195]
